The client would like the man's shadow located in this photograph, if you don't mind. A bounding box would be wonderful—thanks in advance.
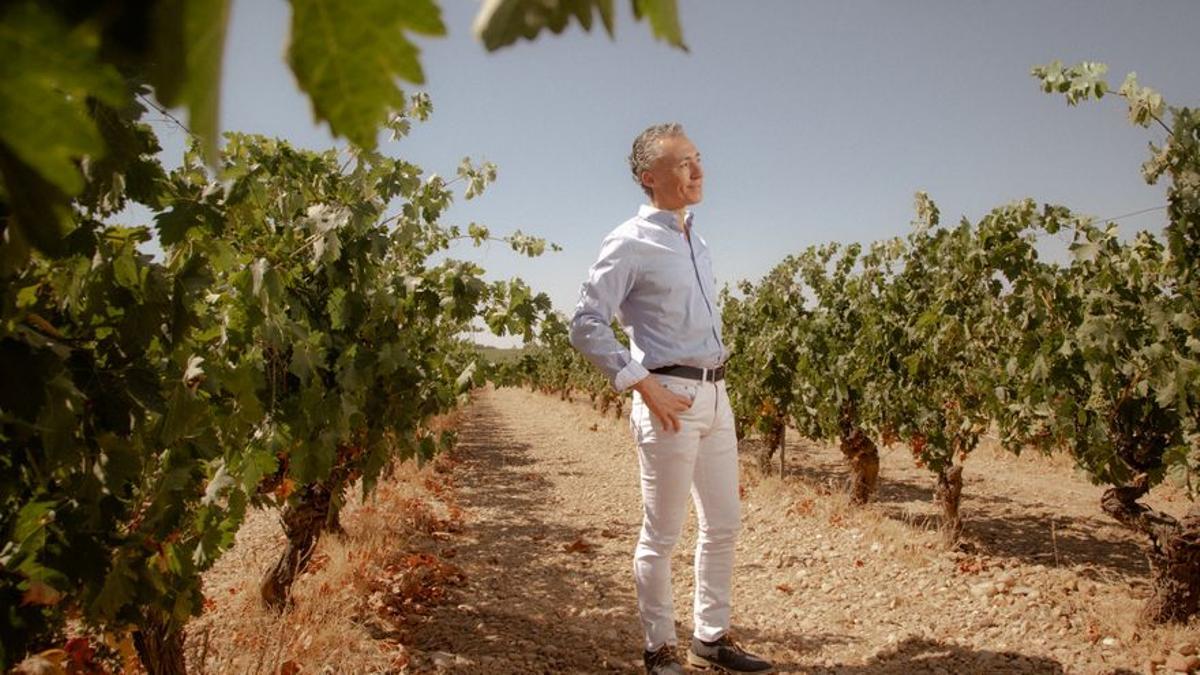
[726,629,1126,674]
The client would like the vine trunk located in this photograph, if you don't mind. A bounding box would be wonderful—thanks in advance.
[132,614,187,675]
[1101,475,1200,623]
[839,425,879,504]
[935,463,964,546]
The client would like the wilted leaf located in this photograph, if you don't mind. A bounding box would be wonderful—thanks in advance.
[20,580,63,607]
[563,536,593,554]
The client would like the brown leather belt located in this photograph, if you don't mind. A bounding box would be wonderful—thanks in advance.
[649,364,725,382]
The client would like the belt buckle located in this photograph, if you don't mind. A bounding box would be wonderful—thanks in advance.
[701,367,711,382]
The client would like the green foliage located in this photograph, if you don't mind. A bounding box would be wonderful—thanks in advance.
[288,0,445,149]
[1013,62,1199,492]
[631,0,687,51]
[1032,60,1111,105]
[0,5,125,196]
[2,0,664,666]
[0,95,552,667]
[997,216,1187,486]
[1,121,239,662]
[0,0,684,268]
[474,0,685,52]
[498,312,630,416]
[726,64,1198,515]
[728,193,1028,477]
[884,197,1038,473]
[722,254,807,448]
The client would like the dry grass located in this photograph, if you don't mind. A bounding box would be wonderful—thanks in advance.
[185,454,462,674]
[744,460,944,570]
[741,435,1200,672]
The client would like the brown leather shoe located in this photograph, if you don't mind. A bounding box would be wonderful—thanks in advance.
[687,633,774,673]
[644,643,685,674]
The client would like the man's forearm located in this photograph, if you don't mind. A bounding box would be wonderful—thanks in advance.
[568,312,648,391]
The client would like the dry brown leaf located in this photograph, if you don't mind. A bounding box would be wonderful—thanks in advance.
[13,649,67,675]
[274,477,296,500]
[563,537,593,554]
[20,580,62,607]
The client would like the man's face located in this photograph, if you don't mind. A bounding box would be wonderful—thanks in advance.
[642,135,703,210]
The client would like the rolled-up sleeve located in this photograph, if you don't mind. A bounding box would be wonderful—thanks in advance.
[569,234,649,392]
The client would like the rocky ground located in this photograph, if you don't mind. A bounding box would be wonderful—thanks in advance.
[187,386,1199,674]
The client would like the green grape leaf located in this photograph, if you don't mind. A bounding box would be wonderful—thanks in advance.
[474,0,685,51]
[0,4,125,195]
[474,0,616,51]
[113,252,141,290]
[12,501,57,550]
[184,0,234,163]
[141,0,231,163]
[288,0,445,149]
[91,554,138,620]
[0,145,74,258]
[632,0,687,51]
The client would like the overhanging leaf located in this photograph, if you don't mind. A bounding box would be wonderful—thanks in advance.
[182,0,233,163]
[631,0,687,51]
[287,0,445,149]
[0,4,125,195]
[474,0,616,51]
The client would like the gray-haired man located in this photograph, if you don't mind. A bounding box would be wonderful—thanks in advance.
[569,124,773,675]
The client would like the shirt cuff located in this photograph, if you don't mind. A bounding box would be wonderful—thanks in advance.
[613,359,650,393]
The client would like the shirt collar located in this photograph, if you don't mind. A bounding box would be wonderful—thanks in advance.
[638,204,694,233]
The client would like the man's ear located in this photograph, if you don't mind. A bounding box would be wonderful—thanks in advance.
[640,170,655,194]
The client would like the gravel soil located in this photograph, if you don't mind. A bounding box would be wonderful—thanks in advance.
[188,385,1199,674]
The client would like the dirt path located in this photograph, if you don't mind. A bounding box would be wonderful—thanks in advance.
[186,386,1195,673]
[403,387,1196,674]
[402,388,647,672]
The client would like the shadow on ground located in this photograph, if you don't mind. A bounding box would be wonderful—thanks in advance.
[805,636,1099,674]
[738,436,1150,584]
[402,394,865,672]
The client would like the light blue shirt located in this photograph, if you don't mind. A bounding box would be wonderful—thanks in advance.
[569,204,728,392]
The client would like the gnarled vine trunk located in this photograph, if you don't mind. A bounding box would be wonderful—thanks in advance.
[935,463,964,546]
[758,415,786,477]
[261,481,333,609]
[133,613,187,675]
[838,401,879,504]
[1101,474,1200,623]
[262,445,364,608]
[839,427,879,504]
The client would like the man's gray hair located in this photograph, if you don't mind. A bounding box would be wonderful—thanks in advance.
[629,123,685,196]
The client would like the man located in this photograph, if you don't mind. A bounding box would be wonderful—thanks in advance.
[569,123,773,675]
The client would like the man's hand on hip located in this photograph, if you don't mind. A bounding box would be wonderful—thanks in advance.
[632,376,693,433]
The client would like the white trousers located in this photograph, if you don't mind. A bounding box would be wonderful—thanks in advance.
[629,375,741,651]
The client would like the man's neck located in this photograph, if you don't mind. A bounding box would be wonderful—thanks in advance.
[650,202,690,234]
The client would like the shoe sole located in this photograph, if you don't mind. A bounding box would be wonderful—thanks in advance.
[686,651,775,674]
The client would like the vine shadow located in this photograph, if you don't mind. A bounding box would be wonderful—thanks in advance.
[760,437,1151,584]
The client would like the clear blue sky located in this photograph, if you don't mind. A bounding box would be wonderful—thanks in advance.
[143,0,1200,345]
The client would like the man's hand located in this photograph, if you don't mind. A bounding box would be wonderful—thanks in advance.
[633,376,693,433]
